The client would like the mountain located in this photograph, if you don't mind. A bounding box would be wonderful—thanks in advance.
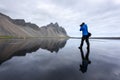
[0,13,68,38]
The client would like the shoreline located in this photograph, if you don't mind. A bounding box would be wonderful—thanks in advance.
[70,37,120,39]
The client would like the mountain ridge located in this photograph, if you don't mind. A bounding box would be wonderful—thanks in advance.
[0,12,68,38]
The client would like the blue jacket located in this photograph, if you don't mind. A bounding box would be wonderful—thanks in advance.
[80,24,88,36]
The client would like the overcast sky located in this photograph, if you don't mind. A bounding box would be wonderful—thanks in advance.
[0,0,120,37]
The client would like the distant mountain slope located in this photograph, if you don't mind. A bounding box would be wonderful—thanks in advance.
[0,13,68,38]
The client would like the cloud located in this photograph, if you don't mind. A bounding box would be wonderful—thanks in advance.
[0,0,120,37]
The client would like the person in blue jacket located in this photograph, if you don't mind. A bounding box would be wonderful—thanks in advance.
[79,22,90,49]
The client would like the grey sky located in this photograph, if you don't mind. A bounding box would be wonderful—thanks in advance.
[0,0,120,37]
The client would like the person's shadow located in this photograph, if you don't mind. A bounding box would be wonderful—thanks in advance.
[79,46,91,73]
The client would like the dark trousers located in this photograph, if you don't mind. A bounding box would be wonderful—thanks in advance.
[80,35,90,48]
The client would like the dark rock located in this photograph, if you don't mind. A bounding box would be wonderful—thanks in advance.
[13,19,40,30]
[25,22,40,30]
[13,19,26,26]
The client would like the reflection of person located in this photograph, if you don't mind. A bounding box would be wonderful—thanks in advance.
[79,22,91,49]
[79,46,91,73]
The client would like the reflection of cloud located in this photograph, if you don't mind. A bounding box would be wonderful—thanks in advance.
[0,0,120,37]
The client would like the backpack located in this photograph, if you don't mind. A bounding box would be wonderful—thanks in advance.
[88,32,92,37]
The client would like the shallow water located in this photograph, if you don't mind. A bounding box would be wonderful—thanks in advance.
[0,38,120,80]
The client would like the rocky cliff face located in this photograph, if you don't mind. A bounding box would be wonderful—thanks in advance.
[40,23,67,37]
[0,13,68,38]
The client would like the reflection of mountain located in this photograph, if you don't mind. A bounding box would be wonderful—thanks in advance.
[0,38,68,64]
